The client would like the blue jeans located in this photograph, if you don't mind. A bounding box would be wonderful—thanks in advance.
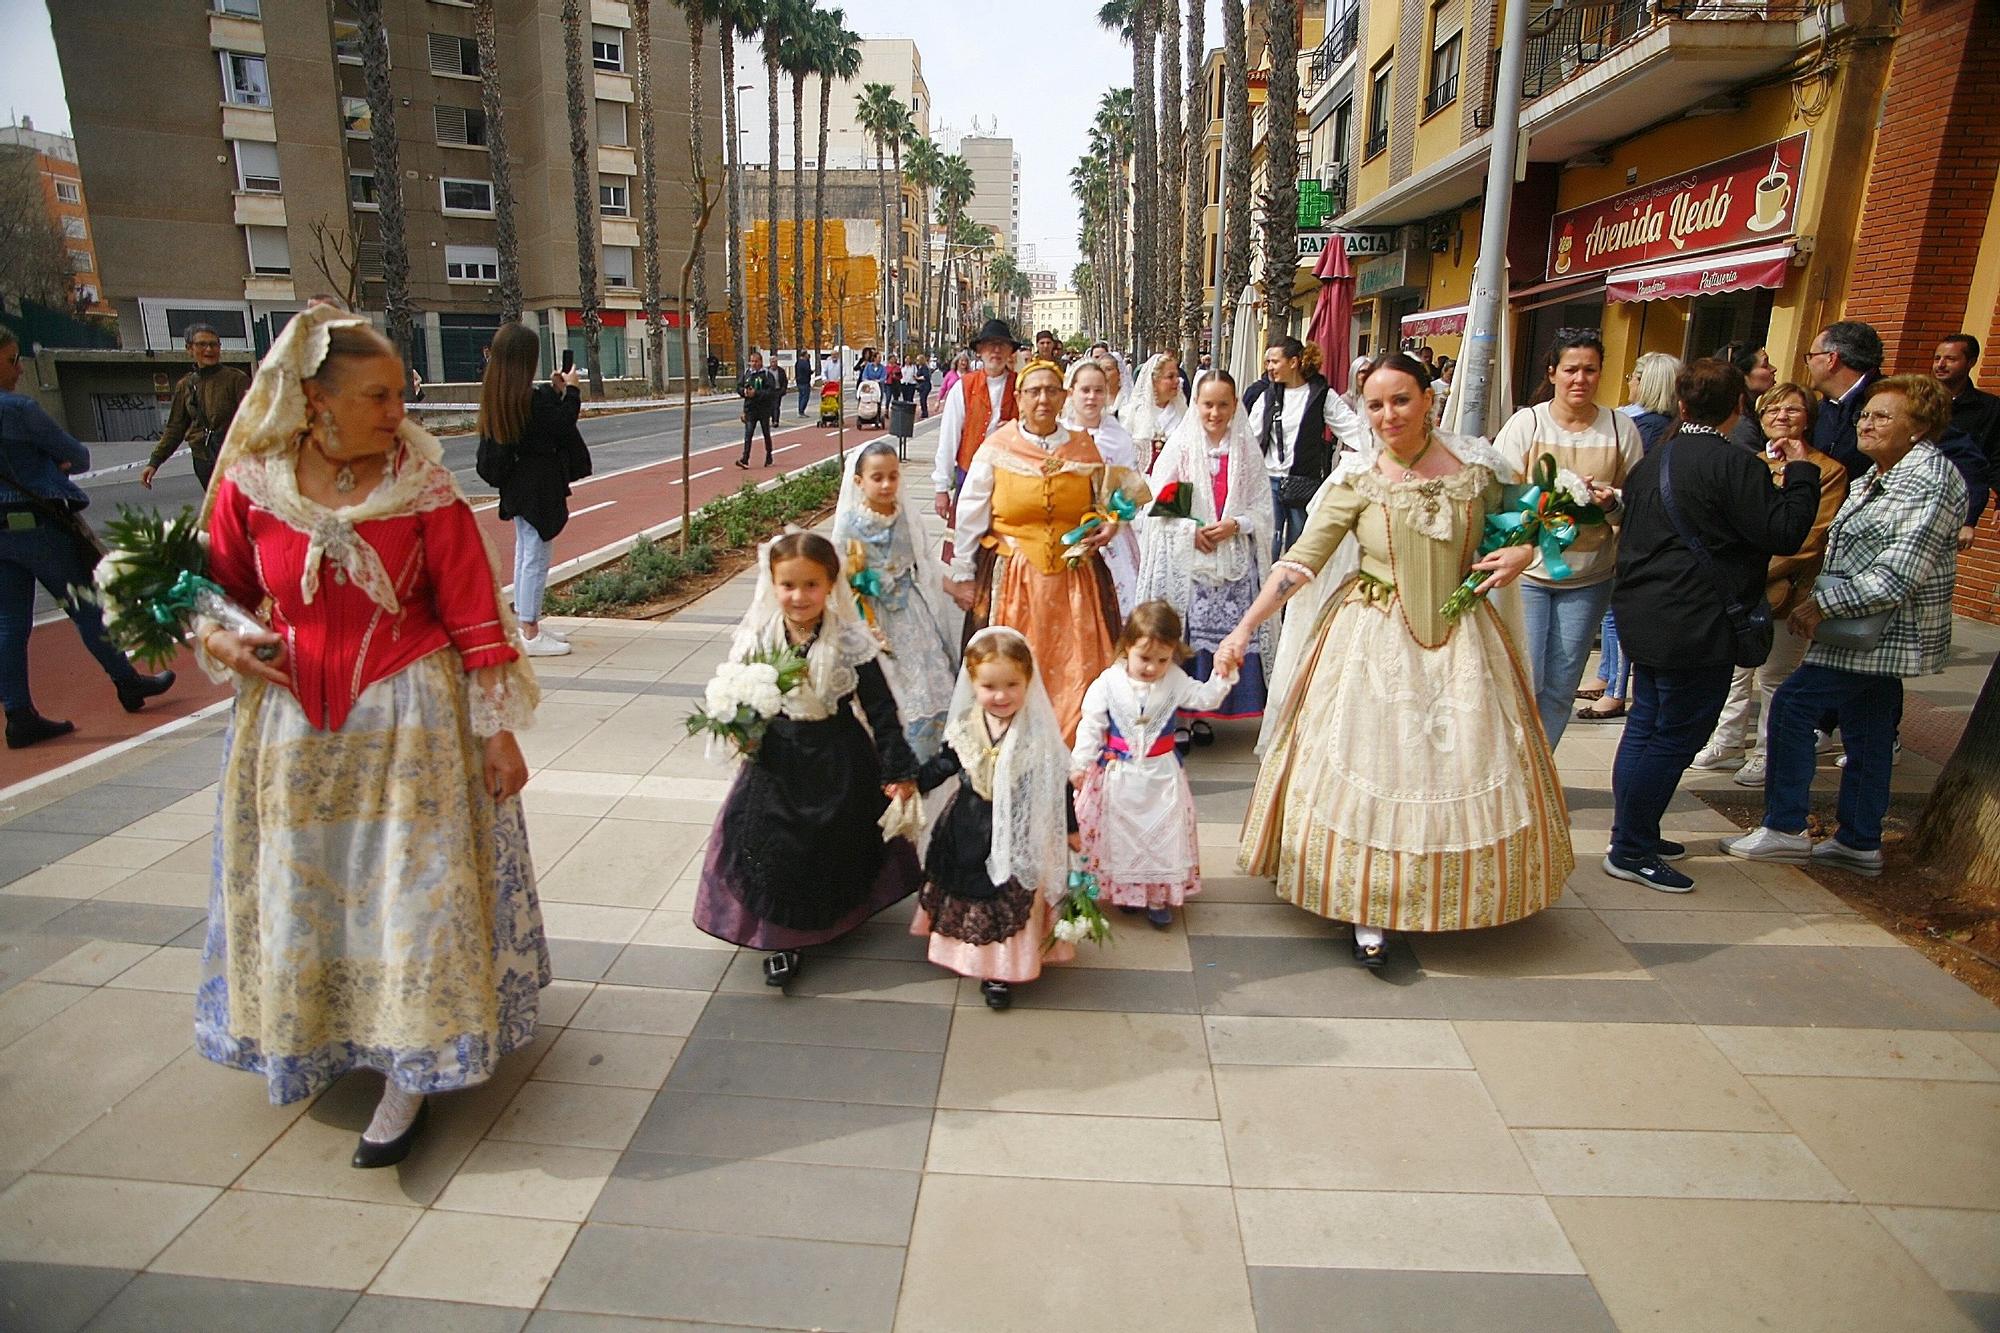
[1269,477,1308,561]
[0,521,140,712]
[1597,609,1631,699]
[512,517,554,625]
[1610,661,1735,861]
[797,379,811,417]
[1763,663,1901,850]
[1518,579,1616,747]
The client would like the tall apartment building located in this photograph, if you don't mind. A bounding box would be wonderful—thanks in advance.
[49,0,723,384]
[740,38,929,173]
[0,120,111,317]
[958,135,1019,256]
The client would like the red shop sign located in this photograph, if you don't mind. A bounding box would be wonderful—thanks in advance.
[1547,133,1808,281]
[563,309,682,328]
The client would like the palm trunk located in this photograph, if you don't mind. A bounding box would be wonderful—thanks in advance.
[889,139,904,350]
[721,28,746,374]
[1181,0,1206,361]
[1221,0,1253,345]
[560,0,603,393]
[1132,4,1157,355]
[474,0,521,323]
[812,73,832,359]
[790,73,806,359]
[764,43,780,356]
[354,0,413,362]
[683,5,707,373]
[1261,0,1302,342]
[634,0,665,392]
[876,146,891,351]
[1160,0,1184,354]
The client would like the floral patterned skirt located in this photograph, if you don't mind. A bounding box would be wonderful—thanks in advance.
[195,653,550,1105]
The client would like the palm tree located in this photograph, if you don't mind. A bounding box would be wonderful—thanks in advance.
[934,153,974,349]
[903,133,942,359]
[1180,0,1206,360]
[777,3,819,362]
[758,2,787,356]
[1260,0,1302,341]
[1220,0,1253,344]
[854,81,902,351]
[352,0,413,361]
[473,0,521,322]
[715,0,764,376]
[560,0,603,392]
[1091,89,1134,348]
[633,0,667,391]
[811,10,861,359]
[1098,1,1155,354]
[1159,0,1184,351]
[882,98,914,351]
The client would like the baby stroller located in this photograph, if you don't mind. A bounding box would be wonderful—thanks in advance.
[818,379,842,425]
[855,376,885,429]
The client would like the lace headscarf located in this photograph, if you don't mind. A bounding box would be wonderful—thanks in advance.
[1120,353,1185,446]
[1061,360,1139,470]
[197,302,538,734]
[730,531,883,722]
[944,627,1071,904]
[1136,391,1272,655]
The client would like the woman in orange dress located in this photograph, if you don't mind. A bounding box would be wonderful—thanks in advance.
[945,360,1149,741]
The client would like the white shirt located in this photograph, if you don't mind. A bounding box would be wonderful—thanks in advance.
[933,371,1012,494]
[1272,382,1310,474]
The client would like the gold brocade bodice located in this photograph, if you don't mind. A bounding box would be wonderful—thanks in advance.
[986,458,1101,576]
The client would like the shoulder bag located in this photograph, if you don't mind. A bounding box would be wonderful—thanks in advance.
[0,452,104,576]
[1655,437,1772,668]
[1804,576,1894,652]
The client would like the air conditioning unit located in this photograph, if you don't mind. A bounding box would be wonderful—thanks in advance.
[1317,161,1342,190]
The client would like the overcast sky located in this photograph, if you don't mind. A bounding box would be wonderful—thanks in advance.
[0,0,1226,280]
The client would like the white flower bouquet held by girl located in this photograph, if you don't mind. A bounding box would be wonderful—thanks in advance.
[685,645,808,759]
[1048,860,1114,949]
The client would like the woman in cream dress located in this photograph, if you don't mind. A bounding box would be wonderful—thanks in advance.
[1217,354,1573,969]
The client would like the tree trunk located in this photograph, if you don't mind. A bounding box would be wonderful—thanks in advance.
[1181,0,1207,363]
[1160,0,1184,355]
[1221,0,1253,348]
[1913,660,2000,891]
[890,139,905,351]
[677,178,718,550]
[561,0,603,393]
[1260,0,1301,344]
[634,0,665,392]
[354,0,414,363]
[764,43,780,356]
[1131,4,1156,356]
[877,148,891,352]
[474,0,521,324]
[684,6,707,375]
[790,74,806,360]
[721,29,746,376]
[812,73,832,358]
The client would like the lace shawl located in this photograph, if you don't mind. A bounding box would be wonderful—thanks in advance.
[943,627,1070,904]
[729,536,881,722]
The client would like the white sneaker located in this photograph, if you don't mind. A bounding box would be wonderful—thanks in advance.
[538,624,572,645]
[1814,729,1839,754]
[522,633,571,657]
[1837,739,1901,769]
[1810,839,1884,877]
[1691,742,1745,771]
[1731,753,1767,787]
[1720,826,1812,864]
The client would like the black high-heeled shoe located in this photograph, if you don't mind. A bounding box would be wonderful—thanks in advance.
[351,1098,428,1169]
[1352,939,1389,971]
[763,950,802,987]
[980,980,1012,1010]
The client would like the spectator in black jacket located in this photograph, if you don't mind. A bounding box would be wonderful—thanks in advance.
[1806,321,1883,476]
[1603,359,1821,893]
[476,322,591,657]
[736,351,780,468]
[1242,337,1365,557]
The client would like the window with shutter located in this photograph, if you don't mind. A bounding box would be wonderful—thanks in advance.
[434,104,487,146]
[427,32,478,77]
[235,141,282,192]
[445,245,500,282]
[342,97,372,136]
[591,25,624,72]
[245,225,291,275]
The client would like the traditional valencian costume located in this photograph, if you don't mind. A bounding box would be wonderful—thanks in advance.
[194,305,549,1108]
[1072,656,1238,912]
[831,454,959,760]
[1120,352,1187,471]
[1062,357,1143,617]
[1136,397,1273,720]
[1243,433,1575,931]
[949,383,1149,742]
[693,541,921,964]
[911,628,1076,997]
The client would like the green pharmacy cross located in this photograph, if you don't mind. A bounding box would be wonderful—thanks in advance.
[1297,180,1335,230]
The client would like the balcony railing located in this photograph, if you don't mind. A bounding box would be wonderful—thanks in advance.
[1305,7,1362,93]
[1364,126,1388,159]
[1424,74,1459,117]
[1518,0,1816,102]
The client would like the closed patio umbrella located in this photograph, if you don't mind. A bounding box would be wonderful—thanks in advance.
[1228,285,1262,390]
[1306,242,1355,393]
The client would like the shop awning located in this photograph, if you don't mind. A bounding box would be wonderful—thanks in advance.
[1605,245,1795,304]
[1400,304,1469,338]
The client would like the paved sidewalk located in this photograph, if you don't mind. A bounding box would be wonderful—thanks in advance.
[0,493,1996,1330]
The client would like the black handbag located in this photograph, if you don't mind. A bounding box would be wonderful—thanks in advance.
[1655,438,1772,668]
[0,454,103,577]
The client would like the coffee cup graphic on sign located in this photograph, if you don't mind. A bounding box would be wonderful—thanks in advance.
[1747,146,1792,233]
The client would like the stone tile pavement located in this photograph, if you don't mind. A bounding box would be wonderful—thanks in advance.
[1,538,1997,1330]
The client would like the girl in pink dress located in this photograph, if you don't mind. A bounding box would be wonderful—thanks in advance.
[910,628,1077,1010]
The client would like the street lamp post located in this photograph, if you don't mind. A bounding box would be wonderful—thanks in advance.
[1455,2,1531,436]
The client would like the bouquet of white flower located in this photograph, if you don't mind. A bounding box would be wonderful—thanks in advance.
[685,646,809,759]
[1048,861,1114,950]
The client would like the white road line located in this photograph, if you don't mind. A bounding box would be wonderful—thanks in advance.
[568,500,617,518]
[469,418,838,512]
[670,467,723,486]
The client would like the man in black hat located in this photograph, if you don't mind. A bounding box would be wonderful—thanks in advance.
[931,318,1023,521]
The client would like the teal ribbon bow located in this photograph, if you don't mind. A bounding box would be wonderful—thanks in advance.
[1060,488,1140,547]
[848,566,885,600]
[1067,867,1101,901]
[149,569,225,630]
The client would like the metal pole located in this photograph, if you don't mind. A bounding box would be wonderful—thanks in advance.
[1209,121,1229,370]
[1454,0,1532,437]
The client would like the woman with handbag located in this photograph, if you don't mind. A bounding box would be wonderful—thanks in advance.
[0,329,174,748]
[1723,374,1967,878]
[1603,360,1821,893]
[1242,338,1368,560]
[475,323,590,658]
